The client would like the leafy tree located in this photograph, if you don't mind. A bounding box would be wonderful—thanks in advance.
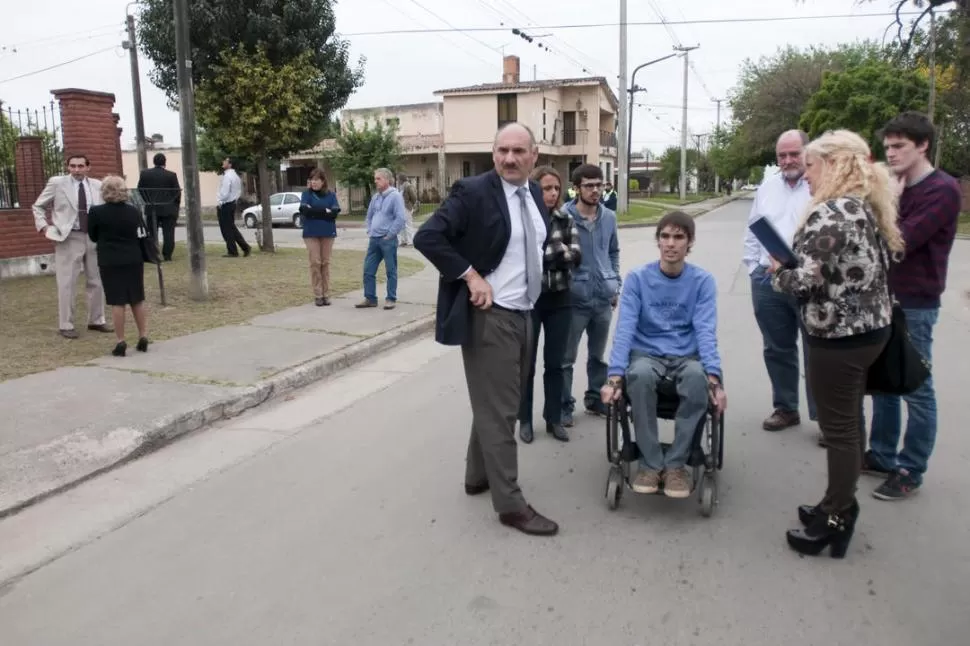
[706,124,751,184]
[658,146,702,193]
[137,0,363,116]
[749,166,765,185]
[195,46,326,251]
[728,42,885,167]
[799,61,930,156]
[326,120,402,204]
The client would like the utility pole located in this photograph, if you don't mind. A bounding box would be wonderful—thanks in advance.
[928,10,937,123]
[173,0,208,300]
[123,13,148,172]
[713,98,722,193]
[675,45,699,201]
[616,0,629,215]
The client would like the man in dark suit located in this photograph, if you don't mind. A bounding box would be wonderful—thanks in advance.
[137,153,182,261]
[413,122,558,536]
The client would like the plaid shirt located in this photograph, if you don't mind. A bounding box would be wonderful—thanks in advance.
[542,208,582,292]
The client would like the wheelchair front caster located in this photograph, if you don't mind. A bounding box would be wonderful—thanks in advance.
[698,473,717,518]
[606,467,624,510]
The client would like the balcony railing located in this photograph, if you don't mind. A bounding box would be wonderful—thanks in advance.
[600,130,618,148]
[561,129,588,147]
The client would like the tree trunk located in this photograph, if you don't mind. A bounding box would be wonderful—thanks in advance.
[257,156,275,252]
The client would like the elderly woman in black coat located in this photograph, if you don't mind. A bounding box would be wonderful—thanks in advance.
[87,175,150,357]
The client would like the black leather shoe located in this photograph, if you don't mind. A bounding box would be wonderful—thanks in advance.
[464,482,489,496]
[787,508,857,559]
[546,423,569,442]
[798,499,858,527]
[499,506,559,536]
[136,337,149,352]
[519,422,534,444]
[111,341,127,357]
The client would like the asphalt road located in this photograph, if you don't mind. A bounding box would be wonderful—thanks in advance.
[2,199,969,645]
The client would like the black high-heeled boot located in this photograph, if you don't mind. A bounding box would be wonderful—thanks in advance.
[786,506,858,559]
[112,341,127,357]
[797,498,859,527]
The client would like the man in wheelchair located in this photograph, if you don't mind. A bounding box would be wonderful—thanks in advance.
[600,211,727,498]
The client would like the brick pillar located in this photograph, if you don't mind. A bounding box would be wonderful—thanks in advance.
[51,88,121,180]
[113,113,124,179]
[14,136,46,207]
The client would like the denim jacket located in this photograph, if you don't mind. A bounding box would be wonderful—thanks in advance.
[562,201,621,309]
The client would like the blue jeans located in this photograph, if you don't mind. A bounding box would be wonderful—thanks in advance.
[868,308,939,484]
[562,305,612,414]
[750,266,817,420]
[363,236,398,303]
[519,295,572,425]
[627,353,709,471]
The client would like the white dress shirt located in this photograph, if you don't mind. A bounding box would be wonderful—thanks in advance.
[486,178,547,311]
[70,176,92,230]
[742,172,812,274]
[217,169,243,205]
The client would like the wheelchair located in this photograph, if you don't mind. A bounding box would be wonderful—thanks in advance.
[604,374,724,517]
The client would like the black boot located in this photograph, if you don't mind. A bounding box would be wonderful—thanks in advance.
[518,422,534,444]
[797,498,859,527]
[787,505,858,559]
[546,423,569,442]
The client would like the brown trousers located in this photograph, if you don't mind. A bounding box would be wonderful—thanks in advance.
[807,338,887,513]
[303,236,335,299]
[461,306,533,514]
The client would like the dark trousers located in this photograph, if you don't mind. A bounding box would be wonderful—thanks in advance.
[155,216,176,260]
[807,338,887,513]
[217,201,249,255]
[462,306,532,514]
[751,266,817,419]
[519,293,571,425]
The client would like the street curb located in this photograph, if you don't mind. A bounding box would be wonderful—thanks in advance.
[618,194,743,229]
[0,314,436,520]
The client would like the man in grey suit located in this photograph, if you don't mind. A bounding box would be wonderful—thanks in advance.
[32,154,112,339]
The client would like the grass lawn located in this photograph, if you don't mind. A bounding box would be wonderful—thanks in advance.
[645,192,717,205]
[618,202,667,224]
[0,244,423,382]
[959,212,969,236]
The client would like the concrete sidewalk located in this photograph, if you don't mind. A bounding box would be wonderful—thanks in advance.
[0,255,442,518]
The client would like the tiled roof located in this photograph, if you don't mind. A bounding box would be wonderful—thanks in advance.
[435,76,618,108]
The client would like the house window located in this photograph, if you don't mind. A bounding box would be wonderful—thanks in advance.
[497,93,517,128]
[462,161,472,177]
[385,117,400,128]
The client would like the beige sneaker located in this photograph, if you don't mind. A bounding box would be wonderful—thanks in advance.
[632,469,661,494]
[663,468,692,499]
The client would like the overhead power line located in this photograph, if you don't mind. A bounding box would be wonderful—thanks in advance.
[340,11,924,36]
[0,45,117,84]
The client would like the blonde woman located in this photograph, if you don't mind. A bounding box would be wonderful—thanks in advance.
[768,130,904,558]
[87,176,150,357]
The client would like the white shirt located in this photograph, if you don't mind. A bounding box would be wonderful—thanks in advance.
[487,178,547,311]
[217,169,242,205]
[70,176,92,230]
[742,172,811,274]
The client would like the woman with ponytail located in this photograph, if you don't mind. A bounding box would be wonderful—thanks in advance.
[768,129,904,559]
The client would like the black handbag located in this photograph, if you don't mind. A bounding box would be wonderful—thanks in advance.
[864,213,930,395]
[137,208,162,265]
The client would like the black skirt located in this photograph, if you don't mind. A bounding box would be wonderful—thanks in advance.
[100,263,145,306]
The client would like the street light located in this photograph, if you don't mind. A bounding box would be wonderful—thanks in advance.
[624,52,679,210]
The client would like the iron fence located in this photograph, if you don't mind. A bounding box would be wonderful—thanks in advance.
[0,100,63,209]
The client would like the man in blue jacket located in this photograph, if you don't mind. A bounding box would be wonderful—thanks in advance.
[601,211,727,498]
[357,167,407,310]
[561,164,622,429]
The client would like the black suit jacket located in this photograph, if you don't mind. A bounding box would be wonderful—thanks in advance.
[413,169,550,346]
[137,166,182,219]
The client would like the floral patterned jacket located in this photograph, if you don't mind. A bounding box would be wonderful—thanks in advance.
[772,196,893,339]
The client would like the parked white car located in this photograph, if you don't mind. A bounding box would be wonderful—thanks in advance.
[242,192,304,228]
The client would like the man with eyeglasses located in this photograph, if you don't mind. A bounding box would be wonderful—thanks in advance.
[561,163,622,430]
[742,129,817,434]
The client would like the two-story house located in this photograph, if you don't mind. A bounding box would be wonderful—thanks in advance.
[436,55,618,189]
[286,55,619,212]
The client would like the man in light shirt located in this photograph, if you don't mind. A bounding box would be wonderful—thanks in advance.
[742,130,817,432]
[216,157,251,258]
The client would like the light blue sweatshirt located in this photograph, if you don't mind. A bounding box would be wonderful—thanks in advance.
[365,187,407,238]
[607,261,721,378]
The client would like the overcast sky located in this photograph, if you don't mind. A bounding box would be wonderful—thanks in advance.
[2,0,923,156]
